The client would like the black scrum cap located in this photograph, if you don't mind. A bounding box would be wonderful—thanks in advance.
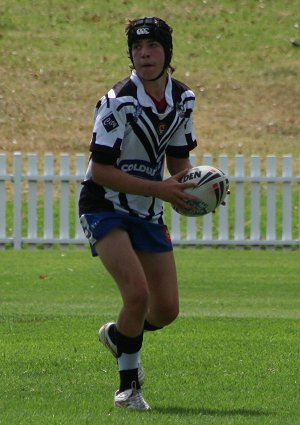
[127,17,173,69]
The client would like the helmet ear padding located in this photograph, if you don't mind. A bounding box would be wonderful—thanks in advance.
[126,17,173,70]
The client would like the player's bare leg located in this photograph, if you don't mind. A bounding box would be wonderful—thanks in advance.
[95,229,149,336]
[95,229,149,408]
[136,250,179,328]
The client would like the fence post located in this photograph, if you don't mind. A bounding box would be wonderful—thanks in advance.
[27,153,38,242]
[218,154,229,241]
[59,153,70,242]
[266,155,277,242]
[234,155,245,242]
[250,155,261,243]
[75,153,86,240]
[282,155,292,242]
[44,154,54,242]
[0,154,6,243]
[13,152,22,249]
[299,156,300,244]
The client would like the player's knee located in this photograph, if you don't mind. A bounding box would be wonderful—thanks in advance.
[165,304,179,324]
[125,284,150,313]
[156,302,179,327]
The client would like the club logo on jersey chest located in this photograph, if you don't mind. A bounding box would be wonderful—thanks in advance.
[158,121,168,135]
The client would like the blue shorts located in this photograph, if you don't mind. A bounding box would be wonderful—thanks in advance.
[80,211,173,256]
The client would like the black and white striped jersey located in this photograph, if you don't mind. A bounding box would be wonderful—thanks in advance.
[79,70,197,221]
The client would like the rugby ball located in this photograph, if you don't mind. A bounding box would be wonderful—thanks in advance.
[172,165,229,217]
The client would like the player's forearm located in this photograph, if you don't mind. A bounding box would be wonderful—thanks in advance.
[167,156,193,176]
[91,162,161,198]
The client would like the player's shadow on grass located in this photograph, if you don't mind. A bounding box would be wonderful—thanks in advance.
[154,407,274,417]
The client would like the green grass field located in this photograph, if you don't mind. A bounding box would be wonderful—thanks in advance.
[1,249,299,424]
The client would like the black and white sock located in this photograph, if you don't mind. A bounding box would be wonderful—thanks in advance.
[116,329,143,391]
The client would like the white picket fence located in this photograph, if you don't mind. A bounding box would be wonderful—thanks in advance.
[0,152,299,249]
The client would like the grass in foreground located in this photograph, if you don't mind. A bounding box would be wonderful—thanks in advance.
[0,249,299,425]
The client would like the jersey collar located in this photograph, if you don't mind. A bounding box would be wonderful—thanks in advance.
[130,70,173,112]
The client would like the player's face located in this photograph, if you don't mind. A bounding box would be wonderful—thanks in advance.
[131,39,165,81]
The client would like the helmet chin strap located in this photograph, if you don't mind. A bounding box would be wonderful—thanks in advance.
[137,66,166,82]
[146,67,166,81]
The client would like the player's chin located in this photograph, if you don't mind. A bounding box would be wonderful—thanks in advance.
[137,67,158,80]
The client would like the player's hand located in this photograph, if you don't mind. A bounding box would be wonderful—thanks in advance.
[157,169,199,213]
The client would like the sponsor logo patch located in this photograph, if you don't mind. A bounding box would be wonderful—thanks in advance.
[102,113,119,133]
[119,159,163,180]
[136,27,150,35]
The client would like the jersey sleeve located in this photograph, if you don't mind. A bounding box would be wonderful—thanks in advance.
[166,93,197,158]
[89,94,126,165]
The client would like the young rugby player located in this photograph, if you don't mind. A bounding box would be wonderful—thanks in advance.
[79,17,198,410]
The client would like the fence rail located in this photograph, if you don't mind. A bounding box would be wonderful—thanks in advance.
[0,152,299,249]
